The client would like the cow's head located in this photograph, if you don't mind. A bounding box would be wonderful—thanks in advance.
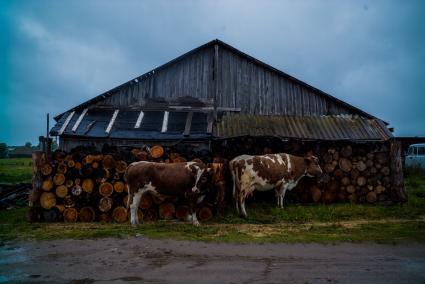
[190,162,211,194]
[304,155,323,177]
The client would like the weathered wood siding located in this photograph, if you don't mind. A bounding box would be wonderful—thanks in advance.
[94,44,357,116]
[96,47,214,107]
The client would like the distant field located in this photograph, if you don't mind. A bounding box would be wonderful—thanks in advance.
[0,158,32,184]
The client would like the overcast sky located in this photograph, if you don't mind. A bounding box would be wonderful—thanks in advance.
[1,0,424,145]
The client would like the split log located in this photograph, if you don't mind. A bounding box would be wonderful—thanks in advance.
[123,195,129,207]
[320,173,331,184]
[346,185,356,194]
[82,178,94,193]
[376,185,385,194]
[112,206,128,223]
[340,145,353,158]
[79,206,96,222]
[366,159,374,168]
[356,161,367,172]
[55,185,68,198]
[63,208,78,222]
[63,195,75,207]
[83,154,94,165]
[350,169,360,180]
[103,155,116,170]
[139,194,153,209]
[53,173,65,186]
[173,157,187,163]
[55,204,65,213]
[339,158,352,172]
[310,185,322,203]
[67,160,75,168]
[324,163,335,174]
[366,191,377,203]
[159,203,175,220]
[71,185,82,196]
[116,161,127,174]
[136,151,149,161]
[113,181,125,193]
[175,205,190,220]
[99,197,113,212]
[65,180,74,188]
[41,164,53,176]
[42,179,54,191]
[381,166,390,176]
[40,192,56,209]
[150,145,164,159]
[98,213,110,223]
[99,182,113,197]
[74,162,82,170]
[341,177,351,186]
[197,206,213,222]
[323,153,333,164]
[357,176,367,186]
[92,162,99,169]
[376,152,389,164]
[57,163,67,174]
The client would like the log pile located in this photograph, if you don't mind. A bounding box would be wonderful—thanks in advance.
[291,144,392,204]
[30,145,221,223]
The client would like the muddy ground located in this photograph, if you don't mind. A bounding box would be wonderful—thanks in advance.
[1,237,425,283]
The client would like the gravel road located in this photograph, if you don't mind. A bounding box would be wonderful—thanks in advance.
[1,237,425,283]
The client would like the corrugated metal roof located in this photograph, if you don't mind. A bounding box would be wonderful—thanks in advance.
[213,114,392,141]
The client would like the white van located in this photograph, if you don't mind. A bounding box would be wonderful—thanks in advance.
[405,144,425,169]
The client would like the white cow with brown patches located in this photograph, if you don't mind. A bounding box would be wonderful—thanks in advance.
[125,161,210,226]
[230,153,323,217]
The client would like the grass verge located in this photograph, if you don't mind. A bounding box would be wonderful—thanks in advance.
[0,173,424,243]
[0,158,32,184]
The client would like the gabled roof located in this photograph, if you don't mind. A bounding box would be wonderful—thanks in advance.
[55,39,382,122]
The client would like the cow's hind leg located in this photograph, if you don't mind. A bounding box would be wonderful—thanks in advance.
[130,187,145,226]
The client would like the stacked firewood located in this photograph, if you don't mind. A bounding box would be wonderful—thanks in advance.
[291,144,392,204]
[30,146,219,223]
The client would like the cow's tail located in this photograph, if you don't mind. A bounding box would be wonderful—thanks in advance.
[229,160,238,200]
[124,163,132,214]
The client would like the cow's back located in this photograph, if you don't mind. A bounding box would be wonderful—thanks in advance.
[126,161,198,196]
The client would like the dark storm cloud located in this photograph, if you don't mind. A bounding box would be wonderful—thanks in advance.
[1,0,425,145]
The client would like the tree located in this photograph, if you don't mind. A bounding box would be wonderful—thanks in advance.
[0,143,8,158]
[25,142,32,148]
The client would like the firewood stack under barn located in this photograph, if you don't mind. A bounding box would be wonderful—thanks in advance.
[291,144,392,204]
[29,146,222,223]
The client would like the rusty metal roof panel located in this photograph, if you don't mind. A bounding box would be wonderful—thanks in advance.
[213,114,392,141]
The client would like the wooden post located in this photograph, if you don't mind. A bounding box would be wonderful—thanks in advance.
[390,140,408,202]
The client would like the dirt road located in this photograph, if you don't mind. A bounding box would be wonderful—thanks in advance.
[1,236,425,283]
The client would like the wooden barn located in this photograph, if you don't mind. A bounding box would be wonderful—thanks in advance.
[45,39,405,210]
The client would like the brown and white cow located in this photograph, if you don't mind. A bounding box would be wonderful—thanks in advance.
[230,153,322,217]
[125,161,210,226]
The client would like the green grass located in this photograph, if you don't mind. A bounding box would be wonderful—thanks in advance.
[0,158,32,184]
[0,169,424,243]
